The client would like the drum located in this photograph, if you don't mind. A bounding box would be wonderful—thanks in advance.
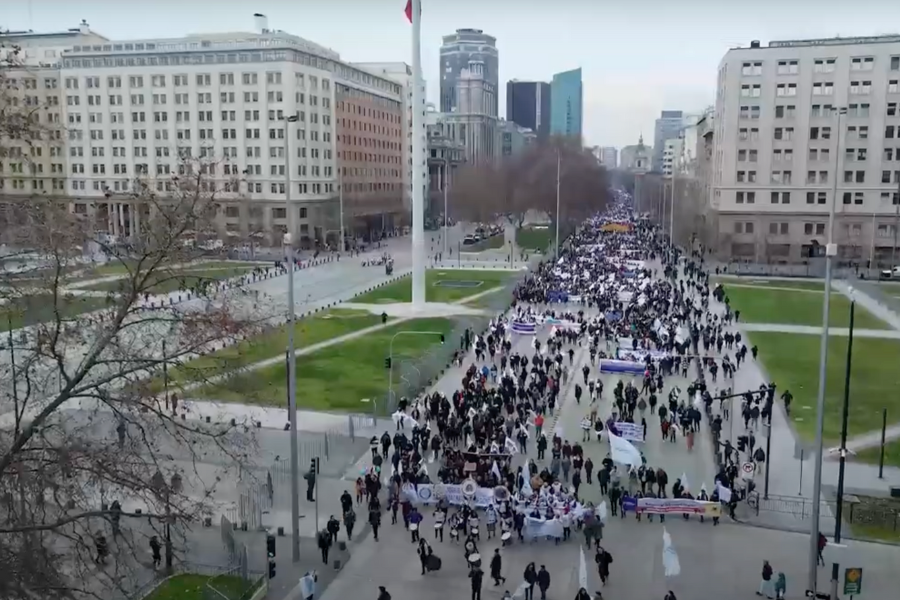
[467,552,481,565]
[434,522,443,529]
[470,527,479,536]
[450,528,459,538]
[410,523,419,531]
[501,531,512,542]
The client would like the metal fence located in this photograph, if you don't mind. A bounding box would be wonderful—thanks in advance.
[129,558,265,600]
[747,491,900,535]
[385,257,542,415]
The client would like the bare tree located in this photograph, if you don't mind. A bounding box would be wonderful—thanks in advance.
[1,37,262,600]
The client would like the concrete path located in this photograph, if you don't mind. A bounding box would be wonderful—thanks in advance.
[723,282,829,294]
[739,322,900,339]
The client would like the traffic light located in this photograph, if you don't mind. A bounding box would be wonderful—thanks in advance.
[313,457,320,475]
[384,357,391,369]
[268,554,276,579]
[267,534,276,557]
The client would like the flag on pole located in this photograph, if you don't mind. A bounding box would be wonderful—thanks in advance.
[607,430,642,466]
[404,0,412,22]
[662,528,681,577]
[491,461,502,481]
[578,544,588,590]
[680,472,690,492]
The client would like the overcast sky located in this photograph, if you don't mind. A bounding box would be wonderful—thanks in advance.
[7,0,900,148]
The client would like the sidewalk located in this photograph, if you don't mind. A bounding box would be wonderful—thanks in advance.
[739,322,900,339]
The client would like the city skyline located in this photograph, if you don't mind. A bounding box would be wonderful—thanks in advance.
[10,1,900,148]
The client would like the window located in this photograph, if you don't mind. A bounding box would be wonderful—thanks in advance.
[844,170,866,183]
[806,191,827,205]
[814,59,836,73]
[889,102,898,117]
[776,83,797,97]
[813,82,834,95]
[892,56,900,71]
[741,62,762,76]
[848,103,870,117]
[735,191,756,204]
[151,75,166,87]
[774,127,793,141]
[890,80,899,94]
[888,125,896,139]
[220,73,234,85]
[883,170,900,183]
[771,170,792,184]
[741,84,762,97]
[129,76,143,88]
[777,60,799,75]
[851,57,875,71]
[805,223,814,235]
[850,81,872,94]
[881,191,900,204]
[196,74,211,86]
[816,223,826,235]
[770,191,790,204]
[775,105,795,119]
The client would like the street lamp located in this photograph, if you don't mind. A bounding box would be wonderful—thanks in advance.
[338,165,345,253]
[150,470,183,570]
[442,157,450,259]
[281,113,302,564]
[555,148,561,257]
[808,106,847,597]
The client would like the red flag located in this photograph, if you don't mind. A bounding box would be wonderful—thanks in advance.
[404,0,412,23]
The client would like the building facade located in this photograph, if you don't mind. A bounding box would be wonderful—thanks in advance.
[0,22,108,215]
[653,110,684,174]
[662,138,683,177]
[712,35,900,263]
[442,61,500,166]
[26,18,405,246]
[500,120,535,158]
[425,106,465,223]
[550,68,583,139]
[506,80,550,139]
[620,141,653,171]
[439,29,499,116]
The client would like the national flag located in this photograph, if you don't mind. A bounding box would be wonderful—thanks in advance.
[404,0,412,22]
[607,430,642,466]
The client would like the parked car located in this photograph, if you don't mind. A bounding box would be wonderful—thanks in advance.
[880,266,900,279]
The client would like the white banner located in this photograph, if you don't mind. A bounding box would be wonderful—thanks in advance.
[524,516,564,539]
[613,421,643,443]
[402,483,496,507]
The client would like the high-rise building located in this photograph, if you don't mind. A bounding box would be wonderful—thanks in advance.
[653,110,684,173]
[712,35,900,263]
[28,16,407,245]
[506,80,550,139]
[439,29,498,116]
[599,146,618,169]
[550,68,583,139]
[442,61,500,165]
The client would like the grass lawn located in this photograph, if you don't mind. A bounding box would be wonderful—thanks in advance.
[197,317,457,411]
[2,294,108,329]
[749,331,900,442]
[145,573,255,600]
[723,286,888,329]
[855,438,900,468]
[843,495,900,543]
[352,269,513,304]
[156,308,387,390]
[713,277,828,292]
[82,266,254,294]
[516,226,552,251]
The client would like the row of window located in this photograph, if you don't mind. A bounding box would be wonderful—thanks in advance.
[737,169,900,184]
[733,220,899,238]
[65,72,330,91]
[64,90,332,109]
[740,147,900,163]
[734,190,900,205]
[741,56,900,76]
[737,124,900,143]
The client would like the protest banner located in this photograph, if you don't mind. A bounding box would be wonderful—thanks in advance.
[633,497,721,516]
[612,421,644,443]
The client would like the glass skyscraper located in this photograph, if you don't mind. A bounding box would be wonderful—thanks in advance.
[549,68,583,139]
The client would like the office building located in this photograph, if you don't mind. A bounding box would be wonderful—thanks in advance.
[0,21,108,206]
[506,80,550,139]
[662,138,683,177]
[600,146,618,169]
[712,35,900,263]
[442,61,500,166]
[500,120,536,158]
[653,110,684,173]
[550,68,583,139]
[38,16,405,245]
[425,104,465,222]
[439,29,498,116]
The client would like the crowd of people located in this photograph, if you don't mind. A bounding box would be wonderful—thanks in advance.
[325,199,793,600]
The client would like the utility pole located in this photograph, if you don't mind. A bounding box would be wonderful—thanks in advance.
[555,149,561,257]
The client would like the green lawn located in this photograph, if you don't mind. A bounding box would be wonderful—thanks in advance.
[723,286,888,329]
[82,266,254,294]
[713,277,828,292]
[352,269,513,304]
[855,438,900,468]
[516,226,553,251]
[1,294,109,329]
[156,308,387,390]
[196,318,457,411]
[145,573,256,600]
[750,331,900,442]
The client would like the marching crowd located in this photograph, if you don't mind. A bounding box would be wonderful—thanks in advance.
[313,200,794,600]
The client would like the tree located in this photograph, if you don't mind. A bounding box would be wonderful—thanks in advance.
[1,38,261,600]
[449,137,611,237]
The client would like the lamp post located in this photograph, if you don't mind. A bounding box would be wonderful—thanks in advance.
[808,106,846,597]
[387,330,444,410]
[443,157,450,259]
[555,148,561,257]
[282,113,302,563]
[150,471,182,570]
[338,165,345,253]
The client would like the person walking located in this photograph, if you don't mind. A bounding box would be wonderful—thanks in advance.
[757,560,775,599]
[523,563,537,600]
[344,508,356,541]
[317,529,332,565]
[304,462,317,502]
[377,585,391,600]
[595,546,613,585]
[369,502,382,542]
[469,564,484,600]
[490,549,507,586]
[149,536,161,569]
[537,565,551,600]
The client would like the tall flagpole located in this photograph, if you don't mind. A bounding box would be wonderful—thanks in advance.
[410,0,427,308]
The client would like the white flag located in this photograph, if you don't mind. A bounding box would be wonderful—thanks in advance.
[520,477,533,498]
[597,501,608,522]
[607,431,642,467]
[504,437,519,455]
[716,483,732,503]
[662,528,681,577]
[680,472,690,492]
[491,461,502,481]
[578,544,588,590]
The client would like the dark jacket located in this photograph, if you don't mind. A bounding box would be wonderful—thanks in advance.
[537,569,551,590]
